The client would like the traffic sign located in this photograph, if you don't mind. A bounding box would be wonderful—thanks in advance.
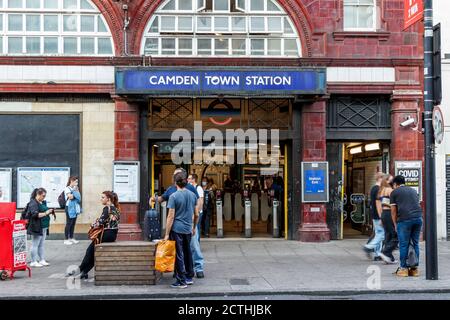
[433,106,444,144]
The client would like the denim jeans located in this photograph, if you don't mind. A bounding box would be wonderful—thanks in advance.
[397,217,422,268]
[31,228,47,262]
[365,219,385,257]
[190,212,204,274]
[170,231,193,284]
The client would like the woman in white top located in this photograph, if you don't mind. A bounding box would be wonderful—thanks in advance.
[64,176,81,245]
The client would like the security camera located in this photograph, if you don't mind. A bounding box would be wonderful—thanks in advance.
[400,117,416,127]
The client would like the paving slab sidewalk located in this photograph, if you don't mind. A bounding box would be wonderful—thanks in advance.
[1,239,450,299]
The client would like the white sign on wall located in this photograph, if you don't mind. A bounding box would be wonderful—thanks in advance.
[0,168,12,202]
[113,161,140,203]
[17,167,70,208]
[395,161,422,201]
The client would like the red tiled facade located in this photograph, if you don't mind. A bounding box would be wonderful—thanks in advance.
[0,0,424,241]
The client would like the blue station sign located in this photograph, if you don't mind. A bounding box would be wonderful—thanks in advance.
[115,67,326,96]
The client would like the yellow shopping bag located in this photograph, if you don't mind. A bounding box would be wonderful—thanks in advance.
[155,240,176,273]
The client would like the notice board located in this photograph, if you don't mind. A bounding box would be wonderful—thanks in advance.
[302,162,329,203]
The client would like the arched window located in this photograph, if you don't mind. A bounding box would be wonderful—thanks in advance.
[0,0,114,56]
[141,0,301,57]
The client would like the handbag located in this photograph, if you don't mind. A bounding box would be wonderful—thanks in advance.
[88,225,104,244]
[88,206,110,244]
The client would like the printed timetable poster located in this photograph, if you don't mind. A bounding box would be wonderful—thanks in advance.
[0,168,12,202]
[113,161,140,203]
[17,167,70,208]
[302,162,329,203]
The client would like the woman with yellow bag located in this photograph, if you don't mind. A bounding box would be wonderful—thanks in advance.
[163,171,199,289]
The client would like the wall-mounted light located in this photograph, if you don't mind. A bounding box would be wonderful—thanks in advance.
[349,146,363,154]
[364,143,380,151]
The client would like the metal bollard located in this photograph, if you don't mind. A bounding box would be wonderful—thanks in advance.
[161,201,167,237]
[244,199,252,238]
[272,200,280,238]
[216,199,223,238]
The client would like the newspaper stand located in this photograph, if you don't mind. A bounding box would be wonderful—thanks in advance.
[0,203,31,280]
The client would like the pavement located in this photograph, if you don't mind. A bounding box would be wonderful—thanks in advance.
[1,239,450,299]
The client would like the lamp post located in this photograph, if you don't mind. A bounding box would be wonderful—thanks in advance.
[423,0,438,280]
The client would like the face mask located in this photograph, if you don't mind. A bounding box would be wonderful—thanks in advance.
[202,182,207,186]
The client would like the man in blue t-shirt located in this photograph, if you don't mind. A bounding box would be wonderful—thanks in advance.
[164,171,199,288]
[150,168,199,204]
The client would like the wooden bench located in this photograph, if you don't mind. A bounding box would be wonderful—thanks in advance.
[94,241,161,286]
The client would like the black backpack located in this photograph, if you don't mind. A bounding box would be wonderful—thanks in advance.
[20,203,30,225]
[57,190,66,209]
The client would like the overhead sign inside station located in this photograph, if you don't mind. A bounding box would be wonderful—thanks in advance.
[403,0,424,30]
[115,67,326,96]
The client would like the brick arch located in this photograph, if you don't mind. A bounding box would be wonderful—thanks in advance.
[130,0,314,57]
[91,0,124,55]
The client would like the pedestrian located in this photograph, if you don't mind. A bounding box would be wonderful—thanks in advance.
[27,188,53,268]
[188,173,205,279]
[67,191,120,280]
[64,176,81,245]
[164,171,199,288]
[390,175,423,277]
[363,172,385,261]
[378,174,398,264]
[201,177,214,238]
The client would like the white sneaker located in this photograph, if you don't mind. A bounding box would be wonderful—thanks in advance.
[70,239,79,244]
[39,260,50,266]
[64,240,73,245]
[30,262,43,268]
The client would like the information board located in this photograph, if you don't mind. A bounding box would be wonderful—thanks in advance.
[302,162,329,203]
[0,168,12,202]
[113,161,140,203]
[395,161,422,201]
[17,167,70,208]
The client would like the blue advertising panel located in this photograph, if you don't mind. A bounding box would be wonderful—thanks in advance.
[304,169,325,194]
[115,67,326,96]
[302,162,329,203]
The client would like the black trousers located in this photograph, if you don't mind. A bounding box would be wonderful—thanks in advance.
[202,209,212,236]
[170,231,193,284]
[65,208,77,239]
[381,210,398,259]
[79,229,117,274]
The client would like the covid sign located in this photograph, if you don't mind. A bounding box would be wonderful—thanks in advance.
[395,161,422,201]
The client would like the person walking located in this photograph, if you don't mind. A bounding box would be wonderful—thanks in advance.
[363,172,385,261]
[67,191,120,280]
[390,175,423,277]
[27,188,53,268]
[201,177,214,238]
[64,176,81,245]
[188,173,205,279]
[164,171,199,288]
[378,175,398,264]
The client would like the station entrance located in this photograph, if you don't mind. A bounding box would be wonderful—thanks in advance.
[147,97,291,239]
[327,141,390,240]
[152,141,287,238]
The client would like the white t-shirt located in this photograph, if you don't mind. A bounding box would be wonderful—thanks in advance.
[196,185,204,213]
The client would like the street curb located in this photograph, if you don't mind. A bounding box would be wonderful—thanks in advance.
[3,288,450,299]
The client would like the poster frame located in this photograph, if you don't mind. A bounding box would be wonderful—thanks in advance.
[16,167,70,208]
[394,161,423,201]
[301,161,329,203]
[0,167,13,202]
[113,161,140,203]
